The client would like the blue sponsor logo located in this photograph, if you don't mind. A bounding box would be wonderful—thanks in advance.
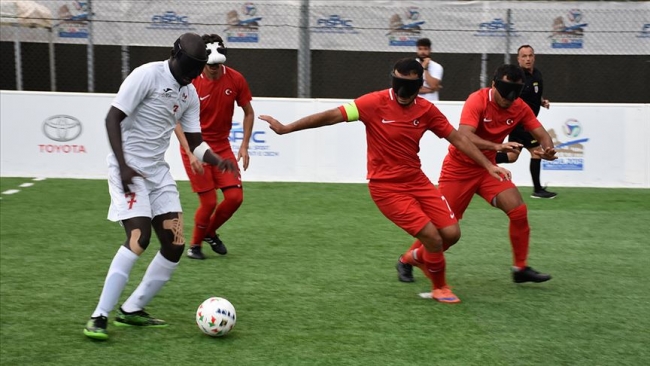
[475,18,519,37]
[225,3,262,43]
[551,9,588,49]
[638,23,650,38]
[229,121,279,157]
[542,158,584,171]
[148,11,195,30]
[313,15,358,34]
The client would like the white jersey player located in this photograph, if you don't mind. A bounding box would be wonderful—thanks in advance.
[84,33,236,341]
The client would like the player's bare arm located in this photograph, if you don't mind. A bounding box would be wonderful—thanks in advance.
[529,127,558,160]
[174,124,204,175]
[259,108,346,135]
[446,129,512,181]
[105,106,142,193]
[238,103,255,171]
[458,125,522,153]
[185,132,237,172]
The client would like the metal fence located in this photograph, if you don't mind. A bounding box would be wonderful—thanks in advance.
[1,1,649,102]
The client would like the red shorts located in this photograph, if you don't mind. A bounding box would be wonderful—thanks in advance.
[181,144,241,193]
[438,155,516,220]
[368,172,457,237]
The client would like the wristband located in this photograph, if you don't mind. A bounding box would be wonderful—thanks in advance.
[192,141,211,163]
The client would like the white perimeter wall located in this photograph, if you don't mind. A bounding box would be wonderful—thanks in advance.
[1,90,649,188]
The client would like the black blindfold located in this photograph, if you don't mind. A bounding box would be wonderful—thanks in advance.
[494,79,524,101]
[173,38,208,79]
[391,72,423,99]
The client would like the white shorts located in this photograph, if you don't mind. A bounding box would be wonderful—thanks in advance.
[107,165,182,222]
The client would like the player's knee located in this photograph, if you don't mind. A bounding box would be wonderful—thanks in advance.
[441,225,461,245]
[124,227,151,255]
[416,225,444,252]
[162,215,185,245]
[158,215,185,262]
[507,204,528,221]
[199,191,218,212]
[224,187,244,207]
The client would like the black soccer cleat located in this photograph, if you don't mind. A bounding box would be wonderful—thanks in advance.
[396,256,415,282]
[187,245,206,260]
[204,235,227,255]
[531,188,557,199]
[512,266,552,283]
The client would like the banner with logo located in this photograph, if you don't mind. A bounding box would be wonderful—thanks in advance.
[1,91,649,187]
[0,1,648,55]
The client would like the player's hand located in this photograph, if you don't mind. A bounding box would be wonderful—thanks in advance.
[119,165,143,194]
[237,146,250,171]
[188,153,205,175]
[421,58,430,69]
[532,146,557,160]
[488,165,512,182]
[496,142,523,154]
[217,158,237,173]
[542,99,550,109]
[258,115,289,135]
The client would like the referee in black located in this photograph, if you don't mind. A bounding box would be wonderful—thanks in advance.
[496,45,556,199]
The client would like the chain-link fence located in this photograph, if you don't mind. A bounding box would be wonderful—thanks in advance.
[1,1,649,102]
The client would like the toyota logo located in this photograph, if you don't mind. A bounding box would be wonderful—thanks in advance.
[42,115,82,142]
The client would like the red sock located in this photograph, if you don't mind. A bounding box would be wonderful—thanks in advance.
[421,249,447,289]
[400,240,424,263]
[507,204,530,269]
[191,191,217,246]
[409,240,423,251]
[206,188,243,235]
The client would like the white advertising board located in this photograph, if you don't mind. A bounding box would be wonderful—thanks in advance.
[1,90,649,188]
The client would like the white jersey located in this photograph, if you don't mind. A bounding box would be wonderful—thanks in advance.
[108,60,201,176]
[419,59,443,102]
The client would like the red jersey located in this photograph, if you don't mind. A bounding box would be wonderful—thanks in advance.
[448,87,541,166]
[192,65,252,144]
[338,89,454,181]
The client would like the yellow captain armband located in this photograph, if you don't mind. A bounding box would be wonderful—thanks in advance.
[342,102,359,122]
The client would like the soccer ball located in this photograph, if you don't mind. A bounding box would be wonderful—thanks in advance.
[196,297,236,337]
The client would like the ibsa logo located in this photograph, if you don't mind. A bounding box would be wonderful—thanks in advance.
[550,9,588,49]
[313,15,358,34]
[148,11,195,30]
[542,119,589,171]
[562,119,581,137]
[475,18,519,37]
[225,2,262,43]
[57,1,90,39]
[229,121,279,157]
[40,115,86,153]
[386,7,425,46]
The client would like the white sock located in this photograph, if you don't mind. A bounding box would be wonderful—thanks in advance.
[121,251,178,313]
[91,246,139,318]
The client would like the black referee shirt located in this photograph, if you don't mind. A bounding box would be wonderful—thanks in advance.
[520,68,544,117]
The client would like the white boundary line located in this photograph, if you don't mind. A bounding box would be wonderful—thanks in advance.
[1,178,46,197]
